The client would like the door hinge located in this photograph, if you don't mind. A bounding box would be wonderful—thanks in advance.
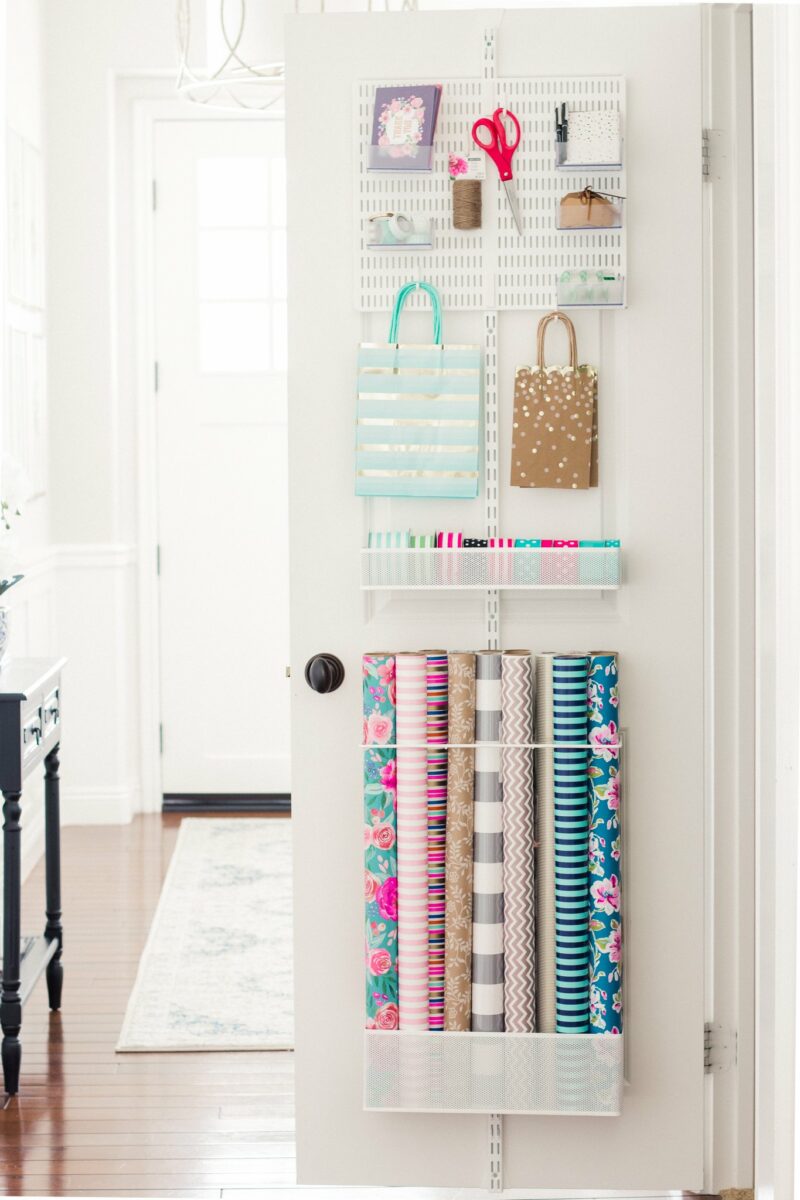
[154,360,160,392]
[704,1021,736,1073]
[702,129,711,180]
[152,179,157,211]
[159,723,164,755]
[156,544,161,576]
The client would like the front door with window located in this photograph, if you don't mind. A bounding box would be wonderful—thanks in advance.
[153,118,290,798]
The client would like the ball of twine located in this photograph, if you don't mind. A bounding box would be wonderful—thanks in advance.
[452,178,482,230]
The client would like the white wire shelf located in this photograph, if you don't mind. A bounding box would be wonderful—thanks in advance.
[361,546,621,590]
[364,1030,624,1116]
[361,742,622,751]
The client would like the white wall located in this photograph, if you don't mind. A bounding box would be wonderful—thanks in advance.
[41,0,183,822]
[2,0,54,876]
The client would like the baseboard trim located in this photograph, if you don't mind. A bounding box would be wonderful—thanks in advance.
[62,784,140,825]
[162,794,291,815]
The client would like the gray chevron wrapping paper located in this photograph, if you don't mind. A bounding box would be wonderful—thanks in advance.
[471,650,504,1032]
[500,651,536,1032]
[534,654,557,1033]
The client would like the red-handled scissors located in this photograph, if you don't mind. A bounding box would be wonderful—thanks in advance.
[471,107,523,235]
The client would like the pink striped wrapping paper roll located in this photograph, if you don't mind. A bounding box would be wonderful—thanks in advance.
[395,654,430,1030]
[436,531,462,585]
[426,651,448,1030]
[488,537,513,585]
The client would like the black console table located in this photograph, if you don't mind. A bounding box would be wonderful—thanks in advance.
[0,658,66,1095]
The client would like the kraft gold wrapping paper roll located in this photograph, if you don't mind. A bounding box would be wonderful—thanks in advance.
[444,652,476,1031]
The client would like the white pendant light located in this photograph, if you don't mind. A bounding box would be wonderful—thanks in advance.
[176,0,288,112]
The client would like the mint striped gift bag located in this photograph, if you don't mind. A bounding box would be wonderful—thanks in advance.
[356,282,481,499]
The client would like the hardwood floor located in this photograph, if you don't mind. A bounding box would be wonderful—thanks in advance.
[0,814,298,1198]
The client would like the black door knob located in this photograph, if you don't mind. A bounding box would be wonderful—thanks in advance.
[304,653,345,694]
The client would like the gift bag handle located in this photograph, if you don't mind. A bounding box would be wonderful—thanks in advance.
[388,281,443,346]
[536,311,578,369]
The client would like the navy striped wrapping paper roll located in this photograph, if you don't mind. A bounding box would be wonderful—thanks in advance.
[552,655,591,1033]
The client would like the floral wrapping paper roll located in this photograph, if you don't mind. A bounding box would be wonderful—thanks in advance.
[588,653,622,1034]
[363,653,399,1030]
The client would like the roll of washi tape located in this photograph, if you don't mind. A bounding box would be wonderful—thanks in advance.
[514,538,542,585]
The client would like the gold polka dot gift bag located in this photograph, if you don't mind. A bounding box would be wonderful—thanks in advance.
[510,312,598,490]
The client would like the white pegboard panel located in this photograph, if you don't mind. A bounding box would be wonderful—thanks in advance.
[355,75,626,312]
[496,76,626,309]
[356,78,486,312]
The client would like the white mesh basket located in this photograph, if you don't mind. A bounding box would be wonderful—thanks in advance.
[360,547,620,590]
[364,1030,624,1115]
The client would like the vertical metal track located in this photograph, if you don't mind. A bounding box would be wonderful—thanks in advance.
[483,25,503,1195]
[484,309,500,653]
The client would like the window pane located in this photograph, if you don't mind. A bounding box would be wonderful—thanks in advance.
[198,230,271,300]
[270,158,287,227]
[199,302,271,373]
[272,301,287,372]
[271,229,287,300]
[197,157,270,227]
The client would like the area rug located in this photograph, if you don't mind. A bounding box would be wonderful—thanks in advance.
[117,818,294,1051]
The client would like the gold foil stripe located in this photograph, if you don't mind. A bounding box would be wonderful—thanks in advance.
[360,343,480,351]
[358,392,479,402]
[357,417,479,428]
[356,444,478,454]
[359,366,480,377]
[357,469,479,479]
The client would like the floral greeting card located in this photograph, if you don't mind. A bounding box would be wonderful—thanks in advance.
[368,84,442,172]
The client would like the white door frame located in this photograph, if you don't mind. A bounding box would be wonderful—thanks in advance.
[118,75,279,813]
[752,7,800,1199]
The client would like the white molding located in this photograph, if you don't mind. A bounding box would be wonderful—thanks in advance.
[54,542,135,570]
[61,784,139,826]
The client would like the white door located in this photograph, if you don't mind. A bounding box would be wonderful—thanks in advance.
[287,4,747,1191]
[153,118,290,796]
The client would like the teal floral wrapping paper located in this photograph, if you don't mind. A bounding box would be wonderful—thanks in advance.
[588,653,622,1034]
[363,653,399,1029]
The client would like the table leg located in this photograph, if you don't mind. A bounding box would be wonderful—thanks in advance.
[44,745,63,1011]
[1,789,22,1094]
